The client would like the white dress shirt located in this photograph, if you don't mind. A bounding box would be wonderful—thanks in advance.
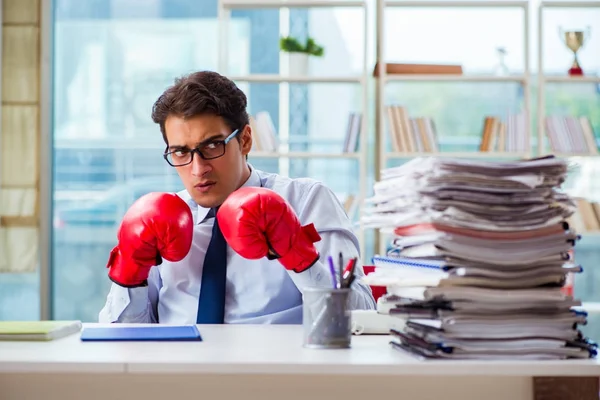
[98,166,376,324]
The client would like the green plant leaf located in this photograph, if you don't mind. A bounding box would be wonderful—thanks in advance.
[279,35,324,57]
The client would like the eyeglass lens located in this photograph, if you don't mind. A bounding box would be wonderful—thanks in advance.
[167,141,225,165]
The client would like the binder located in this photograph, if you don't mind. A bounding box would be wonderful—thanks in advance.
[80,325,203,341]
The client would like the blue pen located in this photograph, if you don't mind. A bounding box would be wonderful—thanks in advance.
[327,256,338,288]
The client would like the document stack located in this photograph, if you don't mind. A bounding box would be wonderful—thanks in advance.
[361,155,597,360]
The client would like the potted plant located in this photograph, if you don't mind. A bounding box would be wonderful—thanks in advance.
[279,36,324,76]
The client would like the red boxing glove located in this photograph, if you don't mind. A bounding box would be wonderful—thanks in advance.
[106,192,194,287]
[217,187,321,273]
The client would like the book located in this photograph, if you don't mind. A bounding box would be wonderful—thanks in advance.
[80,325,203,342]
[373,62,463,77]
[0,320,82,341]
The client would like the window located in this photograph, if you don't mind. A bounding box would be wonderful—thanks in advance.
[1,1,598,329]
[50,0,287,321]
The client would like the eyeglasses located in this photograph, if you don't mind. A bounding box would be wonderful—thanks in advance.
[163,129,240,167]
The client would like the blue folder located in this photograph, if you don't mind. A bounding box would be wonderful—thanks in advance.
[80,325,203,342]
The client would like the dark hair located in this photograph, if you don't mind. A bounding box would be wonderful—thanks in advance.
[151,71,249,144]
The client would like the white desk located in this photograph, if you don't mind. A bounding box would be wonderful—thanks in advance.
[0,323,598,400]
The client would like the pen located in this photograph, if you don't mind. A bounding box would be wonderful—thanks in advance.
[346,275,356,288]
[341,260,351,288]
[342,259,354,282]
[345,257,358,288]
[341,257,357,288]
[327,256,338,289]
[338,252,343,289]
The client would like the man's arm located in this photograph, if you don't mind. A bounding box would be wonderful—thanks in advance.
[99,191,193,323]
[286,230,376,310]
[98,266,161,323]
[286,182,376,310]
[216,181,376,310]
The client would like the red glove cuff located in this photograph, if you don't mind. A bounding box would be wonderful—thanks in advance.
[106,246,154,288]
[277,223,322,273]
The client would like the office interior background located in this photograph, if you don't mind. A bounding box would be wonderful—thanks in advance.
[0,0,599,337]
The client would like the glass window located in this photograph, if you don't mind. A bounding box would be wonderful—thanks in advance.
[0,274,39,320]
[50,0,257,321]
[2,0,598,326]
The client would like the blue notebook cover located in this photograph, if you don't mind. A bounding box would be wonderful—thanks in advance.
[80,325,203,342]
[372,255,446,271]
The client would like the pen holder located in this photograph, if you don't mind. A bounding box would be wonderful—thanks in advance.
[302,287,351,349]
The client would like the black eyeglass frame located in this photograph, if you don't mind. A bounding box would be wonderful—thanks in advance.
[163,128,240,167]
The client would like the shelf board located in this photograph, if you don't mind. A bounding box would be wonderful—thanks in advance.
[230,74,363,84]
[578,231,600,238]
[250,151,361,159]
[384,0,528,8]
[221,0,365,8]
[384,74,528,83]
[547,153,600,158]
[384,151,530,159]
[540,1,600,8]
[54,140,165,150]
[543,76,600,84]
[574,302,600,314]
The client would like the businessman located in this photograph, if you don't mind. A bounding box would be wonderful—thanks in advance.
[99,71,376,324]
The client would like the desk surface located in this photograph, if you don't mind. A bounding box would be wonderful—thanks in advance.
[0,323,598,376]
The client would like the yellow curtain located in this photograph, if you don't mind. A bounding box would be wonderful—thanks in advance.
[0,0,41,272]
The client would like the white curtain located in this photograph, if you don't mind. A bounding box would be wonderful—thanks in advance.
[0,0,40,272]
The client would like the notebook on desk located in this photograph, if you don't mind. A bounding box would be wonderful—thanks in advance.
[0,320,82,341]
[80,325,203,342]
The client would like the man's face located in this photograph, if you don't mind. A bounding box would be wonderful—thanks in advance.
[164,114,252,208]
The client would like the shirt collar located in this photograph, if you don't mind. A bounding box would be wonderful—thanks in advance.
[241,163,261,189]
[196,164,260,224]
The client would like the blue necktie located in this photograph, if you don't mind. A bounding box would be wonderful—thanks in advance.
[196,208,227,324]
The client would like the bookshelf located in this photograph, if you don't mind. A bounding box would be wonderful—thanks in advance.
[385,75,528,83]
[384,151,531,161]
[374,0,532,254]
[220,0,364,7]
[226,75,363,83]
[250,151,362,159]
[538,3,600,313]
[537,1,600,157]
[217,0,370,258]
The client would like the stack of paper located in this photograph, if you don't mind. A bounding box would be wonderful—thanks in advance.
[361,155,597,360]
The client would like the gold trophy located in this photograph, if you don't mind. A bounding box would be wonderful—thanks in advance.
[559,26,591,76]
